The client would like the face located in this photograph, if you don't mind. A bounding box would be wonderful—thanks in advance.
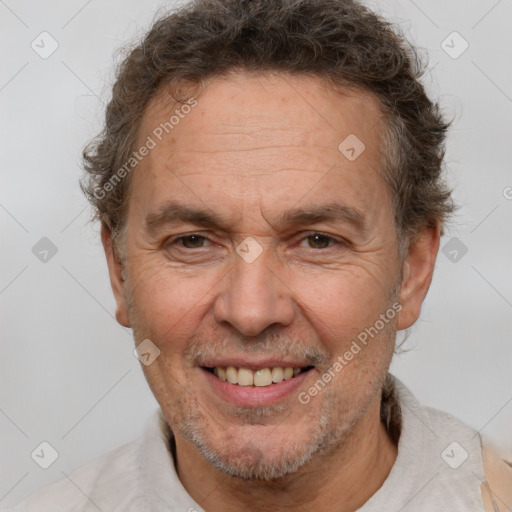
[103,72,437,480]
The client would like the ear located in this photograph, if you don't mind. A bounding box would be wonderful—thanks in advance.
[397,223,441,330]
[101,222,131,328]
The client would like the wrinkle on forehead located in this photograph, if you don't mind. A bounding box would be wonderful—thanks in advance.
[137,71,384,155]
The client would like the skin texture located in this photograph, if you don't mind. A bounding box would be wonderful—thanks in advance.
[102,71,440,511]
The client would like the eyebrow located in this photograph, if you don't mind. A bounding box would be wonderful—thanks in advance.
[145,202,229,236]
[278,203,366,232]
[144,201,366,236]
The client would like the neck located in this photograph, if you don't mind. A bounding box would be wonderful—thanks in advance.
[175,395,398,512]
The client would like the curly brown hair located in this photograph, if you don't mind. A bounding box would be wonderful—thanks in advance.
[81,0,454,256]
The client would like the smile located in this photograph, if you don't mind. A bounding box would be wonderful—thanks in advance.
[204,365,315,387]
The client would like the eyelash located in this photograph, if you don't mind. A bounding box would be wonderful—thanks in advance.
[168,232,344,250]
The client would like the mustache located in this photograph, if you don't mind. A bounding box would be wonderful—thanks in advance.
[185,331,328,367]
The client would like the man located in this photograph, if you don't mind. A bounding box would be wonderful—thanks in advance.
[11,0,511,510]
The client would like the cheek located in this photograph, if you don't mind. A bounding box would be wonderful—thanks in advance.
[127,260,220,343]
[292,268,394,340]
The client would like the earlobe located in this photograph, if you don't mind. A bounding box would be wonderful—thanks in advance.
[396,224,441,330]
[101,222,131,328]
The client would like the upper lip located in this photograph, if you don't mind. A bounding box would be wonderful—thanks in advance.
[199,358,313,370]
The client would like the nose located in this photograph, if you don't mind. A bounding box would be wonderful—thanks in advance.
[213,248,295,337]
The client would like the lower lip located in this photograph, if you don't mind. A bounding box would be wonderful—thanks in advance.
[201,368,313,407]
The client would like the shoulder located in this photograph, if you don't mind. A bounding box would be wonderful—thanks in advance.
[10,436,146,512]
[481,442,512,512]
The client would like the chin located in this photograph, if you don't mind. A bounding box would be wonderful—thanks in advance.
[198,436,320,481]
[177,399,352,481]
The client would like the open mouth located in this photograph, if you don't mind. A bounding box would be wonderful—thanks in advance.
[203,365,315,387]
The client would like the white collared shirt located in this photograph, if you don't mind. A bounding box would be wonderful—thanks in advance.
[9,375,492,511]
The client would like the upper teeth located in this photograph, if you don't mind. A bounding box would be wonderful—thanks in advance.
[213,366,302,387]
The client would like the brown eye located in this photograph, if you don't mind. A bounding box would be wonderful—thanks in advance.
[306,233,334,249]
[180,235,207,248]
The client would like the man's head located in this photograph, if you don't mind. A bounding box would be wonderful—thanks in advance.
[82,0,452,481]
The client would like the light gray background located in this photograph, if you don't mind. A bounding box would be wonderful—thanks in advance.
[1,0,511,507]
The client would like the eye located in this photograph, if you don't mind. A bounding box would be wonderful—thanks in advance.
[162,233,221,263]
[177,234,209,248]
[301,233,338,249]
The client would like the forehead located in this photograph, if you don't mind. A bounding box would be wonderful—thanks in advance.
[130,72,390,226]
